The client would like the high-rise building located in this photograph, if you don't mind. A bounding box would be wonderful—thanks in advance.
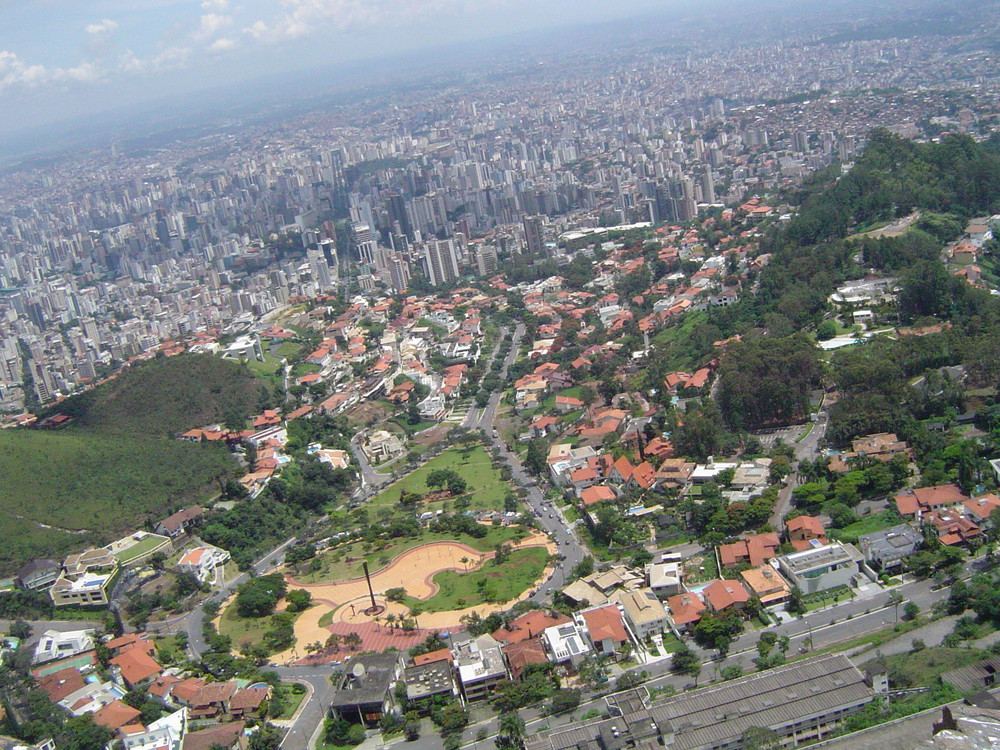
[387,254,411,293]
[523,215,545,256]
[353,224,377,265]
[472,244,499,276]
[424,239,460,287]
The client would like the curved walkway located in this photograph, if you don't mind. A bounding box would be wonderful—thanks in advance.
[272,535,555,663]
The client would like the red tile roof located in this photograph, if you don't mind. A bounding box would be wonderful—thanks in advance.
[93,700,142,731]
[580,605,628,644]
[492,611,570,644]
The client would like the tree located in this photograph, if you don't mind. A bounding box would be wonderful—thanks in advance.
[58,714,115,750]
[496,711,526,750]
[741,725,781,750]
[571,556,595,580]
[671,644,701,682]
[549,688,582,715]
[525,439,547,476]
[888,590,904,623]
[692,611,743,657]
[235,574,287,618]
[285,589,313,612]
[8,620,32,640]
[386,587,407,602]
[437,703,469,736]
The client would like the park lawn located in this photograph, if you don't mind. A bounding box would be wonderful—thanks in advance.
[882,647,989,688]
[292,362,322,378]
[367,445,509,516]
[276,341,303,359]
[217,605,302,652]
[830,511,901,544]
[113,534,170,564]
[413,546,549,612]
[245,352,283,377]
[294,526,522,584]
[276,683,307,719]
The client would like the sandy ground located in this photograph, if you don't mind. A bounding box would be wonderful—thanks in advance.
[269,533,555,664]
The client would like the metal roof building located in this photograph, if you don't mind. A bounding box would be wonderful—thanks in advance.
[525,654,884,750]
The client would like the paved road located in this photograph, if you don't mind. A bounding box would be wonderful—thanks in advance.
[349,434,393,491]
[275,664,339,749]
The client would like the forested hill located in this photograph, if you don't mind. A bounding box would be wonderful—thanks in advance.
[784,129,1000,247]
[45,352,267,437]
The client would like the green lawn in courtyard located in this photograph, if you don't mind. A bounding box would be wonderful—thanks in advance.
[409,546,549,612]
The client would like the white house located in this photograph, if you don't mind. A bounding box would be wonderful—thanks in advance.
[33,629,95,665]
[177,545,230,584]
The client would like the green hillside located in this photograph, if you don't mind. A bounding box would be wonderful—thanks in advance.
[48,352,266,437]
[0,430,237,574]
[0,353,267,574]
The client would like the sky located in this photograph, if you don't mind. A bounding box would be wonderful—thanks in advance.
[0,0,670,144]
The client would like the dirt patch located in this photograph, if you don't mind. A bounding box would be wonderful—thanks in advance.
[346,401,394,427]
[412,424,450,447]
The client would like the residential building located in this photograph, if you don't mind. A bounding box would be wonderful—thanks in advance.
[666,592,706,633]
[403,660,458,704]
[492,610,571,644]
[14,559,60,591]
[177,545,230,584]
[542,622,593,666]
[330,653,403,726]
[454,636,508,702]
[739,565,792,606]
[702,579,750,615]
[777,542,864,595]
[502,638,550,681]
[895,483,969,517]
[32,629,94,665]
[786,515,828,551]
[614,588,671,640]
[645,561,684,597]
[857,523,923,573]
[717,532,779,569]
[577,604,630,658]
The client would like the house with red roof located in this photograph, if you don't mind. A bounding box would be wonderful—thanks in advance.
[895,483,968,517]
[666,592,706,632]
[502,639,549,681]
[576,604,630,658]
[580,485,617,507]
[718,533,780,569]
[702,579,751,615]
[110,646,162,689]
[93,700,142,732]
[492,610,571,644]
[786,516,828,551]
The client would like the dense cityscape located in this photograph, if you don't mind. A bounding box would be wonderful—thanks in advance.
[3,2,1000,750]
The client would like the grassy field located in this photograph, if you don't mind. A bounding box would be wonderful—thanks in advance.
[830,511,901,544]
[0,430,236,574]
[217,605,302,652]
[409,546,549,612]
[367,445,508,515]
[275,683,307,719]
[882,647,988,688]
[295,526,521,584]
[113,534,170,564]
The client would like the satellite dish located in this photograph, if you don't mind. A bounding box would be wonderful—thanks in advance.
[352,662,367,678]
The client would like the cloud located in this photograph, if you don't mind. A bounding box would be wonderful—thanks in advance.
[208,37,237,53]
[0,51,49,90]
[201,0,229,9]
[85,19,119,36]
[195,12,233,41]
